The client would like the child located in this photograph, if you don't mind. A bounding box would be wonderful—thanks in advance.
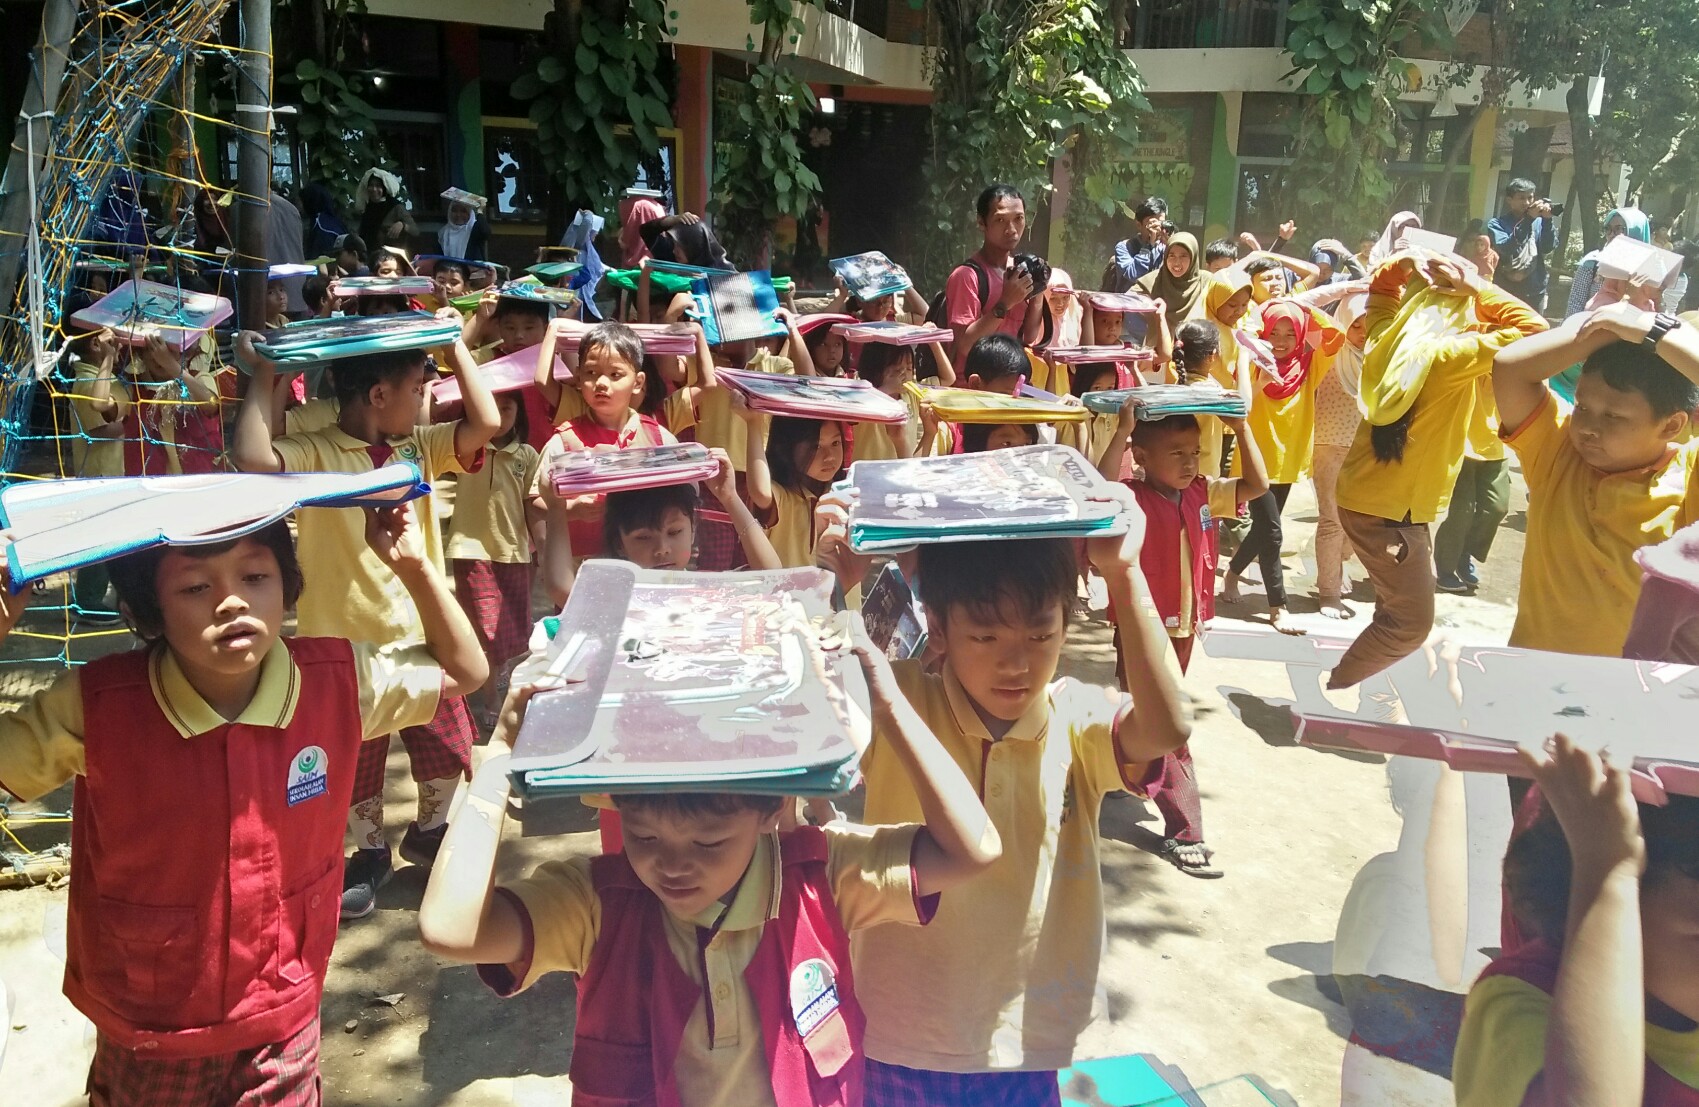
[920,333,1049,456]
[331,233,368,278]
[1451,735,1699,1105]
[1491,301,1699,658]
[853,341,925,461]
[742,411,847,568]
[431,258,473,304]
[1094,405,1268,876]
[805,319,849,377]
[1433,375,1511,594]
[70,328,224,477]
[418,621,1003,1107]
[959,421,1038,452]
[1313,294,1368,619]
[1167,320,1252,483]
[465,290,559,450]
[0,505,486,1103]
[1203,238,1240,273]
[848,522,1192,1100]
[64,328,130,626]
[447,390,541,727]
[231,329,501,920]
[1059,360,1125,471]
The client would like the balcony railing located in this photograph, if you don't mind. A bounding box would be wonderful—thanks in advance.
[1127,0,1291,50]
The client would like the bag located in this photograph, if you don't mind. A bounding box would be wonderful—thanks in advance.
[1503,220,1540,277]
[1100,243,1136,294]
[921,259,988,377]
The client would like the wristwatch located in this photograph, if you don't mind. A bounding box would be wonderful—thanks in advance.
[992,302,1008,319]
[1645,312,1684,349]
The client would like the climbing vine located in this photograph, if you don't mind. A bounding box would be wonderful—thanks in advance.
[277,0,397,209]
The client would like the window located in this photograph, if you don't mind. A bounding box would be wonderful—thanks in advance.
[374,117,449,211]
[484,125,546,223]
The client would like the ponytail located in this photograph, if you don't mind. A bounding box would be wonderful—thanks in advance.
[1172,320,1221,385]
[1370,405,1416,463]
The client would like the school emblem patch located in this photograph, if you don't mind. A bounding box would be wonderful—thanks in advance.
[1200,503,1213,529]
[790,958,840,1038]
[287,745,329,806]
[395,441,421,464]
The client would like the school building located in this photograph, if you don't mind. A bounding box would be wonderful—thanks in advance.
[285,0,1583,270]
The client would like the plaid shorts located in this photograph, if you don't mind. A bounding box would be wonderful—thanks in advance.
[351,693,478,803]
[694,484,750,572]
[453,558,534,673]
[864,1060,1061,1107]
[87,1019,321,1106]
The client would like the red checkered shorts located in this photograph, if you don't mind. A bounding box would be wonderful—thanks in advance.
[694,484,750,572]
[351,693,477,803]
[87,1018,320,1106]
[453,558,534,673]
[864,1060,1061,1107]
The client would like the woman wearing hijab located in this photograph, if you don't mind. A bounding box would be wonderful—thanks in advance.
[1313,293,1368,618]
[1223,298,1344,633]
[300,182,347,258]
[355,168,416,253]
[1185,268,1260,481]
[618,193,666,268]
[1138,231,1208,331]
[642,212,731,270]
[1564,207,1652,318]
[437,191,490,261]
[1368,211,1422,267]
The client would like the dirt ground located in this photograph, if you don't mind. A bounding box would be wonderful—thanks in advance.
[0,469,1534,1107]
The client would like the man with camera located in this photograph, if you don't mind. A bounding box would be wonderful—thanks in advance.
[1104,196,1172,292]
[943,183,1047,361]
[1488,178,1561,312]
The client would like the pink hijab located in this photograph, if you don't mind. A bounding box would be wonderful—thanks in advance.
[619,197,665,268]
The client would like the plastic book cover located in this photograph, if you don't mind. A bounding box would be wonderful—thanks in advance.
[430,345,567,404]
[254,311,462,364]
[509,561,869,796]
[1,464,428,591]
[605,268,695,295]
[329,275,436,298]
[692,271,786,345]
[650,259,736,280]
[845,445,1127,551]
[1080,290,1162,314]
[905,382,1089,424]
[69,279,233,352]
[861,563,928,661]
[1596,234,1685,286]
[527,261,584,281]
[548,318,699,359]
[1046,343,1158,365]
[440,186,487,210]
[547,442,719,497]
[832,321,950,346]
[716,367,909,425]
[498,281,577,308]
[829,251,912,302]
[1083,383,1248,419]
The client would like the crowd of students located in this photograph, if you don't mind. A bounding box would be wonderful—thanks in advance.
[1,172,1698,1106]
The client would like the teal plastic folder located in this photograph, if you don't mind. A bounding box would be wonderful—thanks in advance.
[254,311,461,365]
[1083,384,1248,420]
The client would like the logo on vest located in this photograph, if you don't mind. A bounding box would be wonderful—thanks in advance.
[287,745,330,806]
[789,958,840,1039]
[1200,503,1213,529]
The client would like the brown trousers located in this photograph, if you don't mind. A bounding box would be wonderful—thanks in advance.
[1329,507,1436,688]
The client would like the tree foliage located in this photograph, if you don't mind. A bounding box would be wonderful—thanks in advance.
[276,0,398,209]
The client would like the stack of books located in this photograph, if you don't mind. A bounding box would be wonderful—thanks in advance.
[70,279,233,352]
[829,251,912,302]
[905,382,1088,424]
[429,344,569,404]
[1082,383,1248,420]
[255,311,463,364]
[1046,343,1158,364]
[691,271,787,344]
[833,321,951,346]
[548,318,699,358]
[1080,290,1162,313]
[715,367,909,424]
[329,275,436,299]
[547,442,719,498]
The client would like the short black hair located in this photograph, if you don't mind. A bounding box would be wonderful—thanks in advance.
[1243,256,1284,278]
[603,483,700,553]
[332,347,429,407]
[435,260,470,283]
[1507,177,1538,197]
[1580,340,1699,419]
[917,538,1077,629]
[611,791,787,820]
[976,183,1023,223]
[1204,238,1239,264]
[960,421,1039,453]
[493,297,552,324]
[856,341,912,390]
[1130,412,1200,448]
[302,275,329,313]
[1506,793,1699,945]
[336,234,367,258]
[1172,320,1222,384]
[109,521,304,641]
[1134,197,1169,222]
[1069,361,1120,397]
[578,320,645,373]
[963,333,1028,386]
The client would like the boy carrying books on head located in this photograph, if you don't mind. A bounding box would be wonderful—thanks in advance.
[232,328,501,920]
[819,494,1192,1103]
[418,617,1003,1107]
[0,504,486,1105]
[463,287,561,450]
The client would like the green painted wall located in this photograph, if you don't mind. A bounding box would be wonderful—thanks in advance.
[1204,93,1238,241]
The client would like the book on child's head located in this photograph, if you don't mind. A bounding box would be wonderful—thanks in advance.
[70,279,233,352]
[1080,290,1163,314]
[440,187,487,211]
[253,311,463,365]
[547,318,699,359]
[691,271,787,345]
[1083,382,1248,419]
[329,275,436,299]
[496,280,578,309]
[1400,227,1459,257]
[832,321,951,346]
[828,252,912,302]
[1595,235,1685,287]
[526,260,584,281]
[547,442,719,497]
[0,465,429,591]
[716,367,910,425]
[507,561,870,799]
[429,344,568,405]
[904,382,1089,424]
[1045,343,1158,364]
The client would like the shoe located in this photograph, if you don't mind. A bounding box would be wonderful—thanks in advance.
[340,847,393,921]
[399,821,448,868]
[1436,571,1469,594]
[74,609,124,628]
[1458,557,1479,587]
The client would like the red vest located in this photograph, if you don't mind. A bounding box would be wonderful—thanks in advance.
[66,638,364,1057]
[570,827,864,1107]
[1478,941,1699,1105]
[1126,477,1219,633]
[558,413,667,559]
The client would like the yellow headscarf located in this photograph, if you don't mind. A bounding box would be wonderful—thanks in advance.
[1356,263,1478,425]
[1192,268,1255,329]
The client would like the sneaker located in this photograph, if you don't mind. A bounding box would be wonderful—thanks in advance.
[340,847,393,921]
[399,821,449,868]
[1436,571,1470,594]
[1458,557,1479,588]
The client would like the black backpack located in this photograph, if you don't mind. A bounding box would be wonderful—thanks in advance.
[923,258,990,329]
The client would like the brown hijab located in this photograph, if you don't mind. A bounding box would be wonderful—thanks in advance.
[1137,231,1206,329]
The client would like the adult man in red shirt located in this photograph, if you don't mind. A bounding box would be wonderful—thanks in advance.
[944,184,1040,362]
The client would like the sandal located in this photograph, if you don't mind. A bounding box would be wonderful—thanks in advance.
[1160,839,1223,879]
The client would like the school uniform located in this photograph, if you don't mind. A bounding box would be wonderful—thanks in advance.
[681,352,793,570]
[854,663,1140,1093]
[759,485,822,569]
[274,421,481,802]
[1433,377,1512,577]
[0,637,441,1100]
[479,825,932,1107]
[283,397,339,437]
[535,411,676,562]
[448,437,542,677]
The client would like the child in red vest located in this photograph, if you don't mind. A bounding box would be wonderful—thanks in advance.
[0,506,486,1105]
[418,620,1002,1107]
[1452,735,1699,1105]
[1093,401,1268,879]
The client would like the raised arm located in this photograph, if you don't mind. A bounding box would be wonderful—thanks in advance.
[1577,301,1699,387]
[231,332,285,473]
[703,449,781,570]
[1224,414,1269,503]
[929,337,957,387]
[533,317,568,411]
[779,309,815,376]
[365,503,487,697]
[737,398,774,511]
[1096,395,1135,482]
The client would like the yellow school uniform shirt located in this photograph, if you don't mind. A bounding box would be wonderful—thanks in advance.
[854,662,1137,1072]
[274,422,466,641]
[1463,376,1505,463]
[447,438,540,564]
[764,485,820,569]
[0,640,442,802]
[1505,389,1699,657]
[1245,348,1333,484]
[68,359,123,478]
[849,421,904,463]
[1452,972,1699,1106]
[492,825,927,1107]
[284,397,340,437]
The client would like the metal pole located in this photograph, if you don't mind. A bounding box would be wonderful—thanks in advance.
[234,0,273,331]
[22,111,50,378]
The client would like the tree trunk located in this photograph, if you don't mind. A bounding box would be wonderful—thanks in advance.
[1430,105,1484,226]
[1566,79,1600,254]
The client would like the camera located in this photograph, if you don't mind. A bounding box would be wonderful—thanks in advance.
[1539,198,1566,216]
[1010,253,1051,292]
[1161,220,1177,236]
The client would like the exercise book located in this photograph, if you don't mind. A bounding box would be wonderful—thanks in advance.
[905,382,1089,424]
[429,345,569,404]
[253,311,462,365]
[1083,383,1248,419]
[829,251,912,302]
[832,321,951,346]
[547,442,719,498]
[69,279,233,352]
[715,367,909,425]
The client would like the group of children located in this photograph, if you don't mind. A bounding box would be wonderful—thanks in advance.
[7,185,1699,1105]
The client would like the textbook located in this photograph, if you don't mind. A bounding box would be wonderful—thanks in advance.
[329,275,436,298]
[715,367,909,425]
[429,345,568,404]
[1080,290,1162,314]
[546,317,699,359]
[691,270,787,344]
[832,321,951,346]
[440,186,487,211]
[861,562,928,660]
[1046,343,1158,365]
[496,280,577,308]
[1082,383,1248,419]
[1595,234,1685,287]
[904,382,1089,424]
[547,442,719,497]
[525,260,583,281]
[829,251,911,302]
[69,279,233,352]
[843,444,1131,552]
[254,311,462,364]
[0,465,429,590]
[508,561,869,799]
[1401,227,1458,257]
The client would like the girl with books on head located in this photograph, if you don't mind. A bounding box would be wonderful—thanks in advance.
[739,409,849,569]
